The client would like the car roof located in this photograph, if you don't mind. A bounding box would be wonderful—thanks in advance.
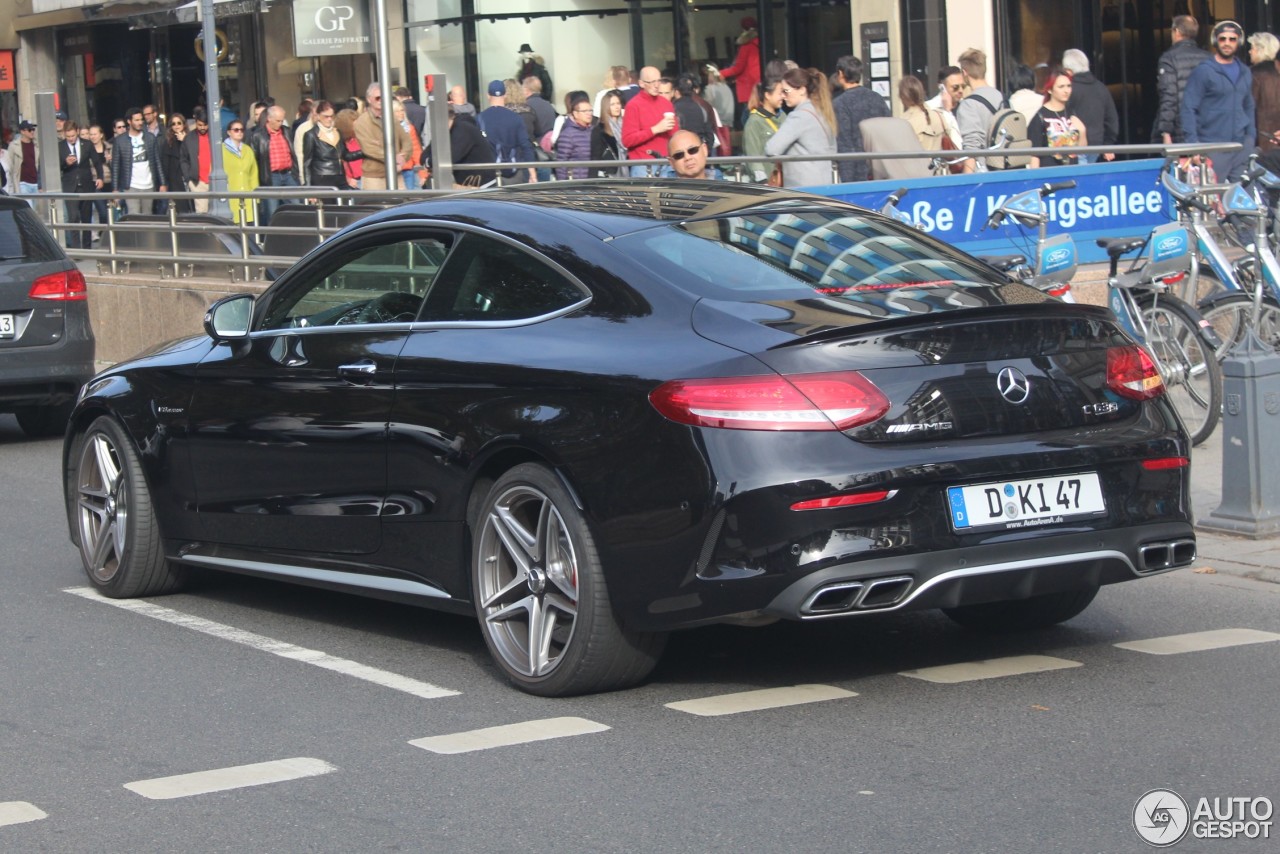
[361,180,855,239]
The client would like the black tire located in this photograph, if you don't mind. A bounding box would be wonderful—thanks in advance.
[1139,295,1222,446]
[1199,291,1280,360]
[471,463,667,696]
[942,586,1099,632]
[14,402,73,438]
[71,415,185,597]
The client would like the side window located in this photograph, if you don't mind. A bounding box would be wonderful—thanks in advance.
[260,235,452,329]
[422,234,588,322]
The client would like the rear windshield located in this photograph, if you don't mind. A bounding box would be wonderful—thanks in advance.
[0,206,64,264]
[611,208,1036,314]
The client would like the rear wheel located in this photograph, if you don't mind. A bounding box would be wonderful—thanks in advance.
[942,587,1099,632]
[1140,296,1222,446]
[14,402,73,438]
[471,464,666,696]
[72,416,185,597]
[1199,291,1280,360]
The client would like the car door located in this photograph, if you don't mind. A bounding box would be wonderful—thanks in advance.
[186,226,453,555]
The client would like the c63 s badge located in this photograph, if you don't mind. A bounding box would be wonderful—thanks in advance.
[1083,402,1120,416]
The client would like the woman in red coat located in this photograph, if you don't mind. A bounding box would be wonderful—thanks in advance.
[720,17,761,128]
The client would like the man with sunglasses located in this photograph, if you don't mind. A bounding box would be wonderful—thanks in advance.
[659,130,723,181]
[1183,20,1256,181]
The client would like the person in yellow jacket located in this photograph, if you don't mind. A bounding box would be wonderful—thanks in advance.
[221,121,259,224]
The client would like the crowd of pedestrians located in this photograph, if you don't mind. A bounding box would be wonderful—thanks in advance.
[5,13,1280,245]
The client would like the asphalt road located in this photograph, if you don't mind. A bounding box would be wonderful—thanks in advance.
[2,415,1278,853]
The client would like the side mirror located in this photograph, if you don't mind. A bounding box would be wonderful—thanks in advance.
[204,293,254,341]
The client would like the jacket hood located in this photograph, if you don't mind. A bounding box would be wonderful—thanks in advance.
[737,30,758,46]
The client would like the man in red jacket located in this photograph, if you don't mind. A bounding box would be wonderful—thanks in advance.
[720,17,761,128]
[620,66,679,176]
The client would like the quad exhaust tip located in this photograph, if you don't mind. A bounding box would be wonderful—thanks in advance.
[1137,539,1197,573]
[801,575,914,616]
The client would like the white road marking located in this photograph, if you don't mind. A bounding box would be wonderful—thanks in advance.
[64,586,459,699]
[899,655,1083,684]
[1115,628,1280,655]
[0,802,47,827]
[124,757,336,800]
[410,717,610,754]
[664,684,857,717]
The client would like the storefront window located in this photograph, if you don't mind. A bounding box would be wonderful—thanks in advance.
[473,0,631,104]
[410,22,467,98]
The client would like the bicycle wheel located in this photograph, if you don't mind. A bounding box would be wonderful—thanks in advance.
[1139,295,1223,446]
[1199,292,1280,359]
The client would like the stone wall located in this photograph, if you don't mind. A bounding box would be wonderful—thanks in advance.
[86,273,266,367]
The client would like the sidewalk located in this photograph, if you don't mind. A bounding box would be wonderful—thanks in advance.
[1190,426,1280,583]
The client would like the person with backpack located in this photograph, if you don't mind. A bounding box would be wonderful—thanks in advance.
[955,48,1032,170]
[1027,69,1086,168]
[478,79,536,183]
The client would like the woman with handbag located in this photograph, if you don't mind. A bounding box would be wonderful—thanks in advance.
[743,80,785,184]
[85,124,111,240]
[764,67,836,188]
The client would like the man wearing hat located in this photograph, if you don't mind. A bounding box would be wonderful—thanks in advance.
[517,44,553,106]
[719,17,761,128]
[478,80,535,184]
[1182,20,1256,181]
[6,121,40,196]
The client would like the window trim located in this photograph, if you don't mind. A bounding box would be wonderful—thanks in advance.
[249,220,593,339]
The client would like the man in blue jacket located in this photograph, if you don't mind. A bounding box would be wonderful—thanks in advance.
[1182,19,1256,181]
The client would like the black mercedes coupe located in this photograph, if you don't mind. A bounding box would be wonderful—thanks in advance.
[62,181,1196,695]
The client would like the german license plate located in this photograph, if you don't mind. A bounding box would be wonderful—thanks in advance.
[948,473,1105,531]
[0,314,14,338]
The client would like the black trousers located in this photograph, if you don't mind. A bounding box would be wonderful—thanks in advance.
[64,198,93,248]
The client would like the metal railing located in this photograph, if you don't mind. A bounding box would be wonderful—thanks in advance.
[31,142,1241,282]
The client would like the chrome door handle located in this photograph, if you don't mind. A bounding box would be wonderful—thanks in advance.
[338,360,378,384]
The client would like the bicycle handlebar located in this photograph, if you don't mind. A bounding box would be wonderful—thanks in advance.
[1040,180,1076,197]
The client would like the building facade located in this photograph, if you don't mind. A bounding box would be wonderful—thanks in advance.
[2,0,1276,149]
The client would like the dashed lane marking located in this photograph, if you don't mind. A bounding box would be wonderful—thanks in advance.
[64,586,460,699]
[0,802,47,827]
[124,757,337,800]
[899,654,1083,684]
[1114,628,1280,655]
[664,684,857,717]
[410,717,610,754]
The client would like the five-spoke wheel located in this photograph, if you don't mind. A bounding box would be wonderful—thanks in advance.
[472,464,665,696]
[73,416,184,597]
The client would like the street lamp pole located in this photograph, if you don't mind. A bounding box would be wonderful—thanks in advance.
[200,0,230,217]
[373,0,398,189]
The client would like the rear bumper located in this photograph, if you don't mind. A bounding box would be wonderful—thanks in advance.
[0,334,95,408]
[763,521,1195,621]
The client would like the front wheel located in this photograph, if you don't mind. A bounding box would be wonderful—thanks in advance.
[1140,296,1223,446]
[72,416,186,597]
[471,464,667,696]
[1199,291,1280,360]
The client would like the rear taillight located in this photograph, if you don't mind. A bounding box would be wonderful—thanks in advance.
[1106,345,1164,400]
[649,371,890,431]
[29,269,88,301]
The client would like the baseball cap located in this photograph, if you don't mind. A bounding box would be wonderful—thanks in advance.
[18,120,36,131]
[1213,20,1244,39]
[55,110,68,120]
[487,79,507,97]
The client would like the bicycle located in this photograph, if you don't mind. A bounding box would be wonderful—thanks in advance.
[1097,222,1224,446]
[979,180,1078,301]
[1187,160,1280,357]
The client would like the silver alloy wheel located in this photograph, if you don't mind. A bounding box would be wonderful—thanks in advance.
[76,432,128,584]
[476,483,580,678]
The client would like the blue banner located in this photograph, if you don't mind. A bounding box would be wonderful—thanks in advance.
[801,159,1173,265]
